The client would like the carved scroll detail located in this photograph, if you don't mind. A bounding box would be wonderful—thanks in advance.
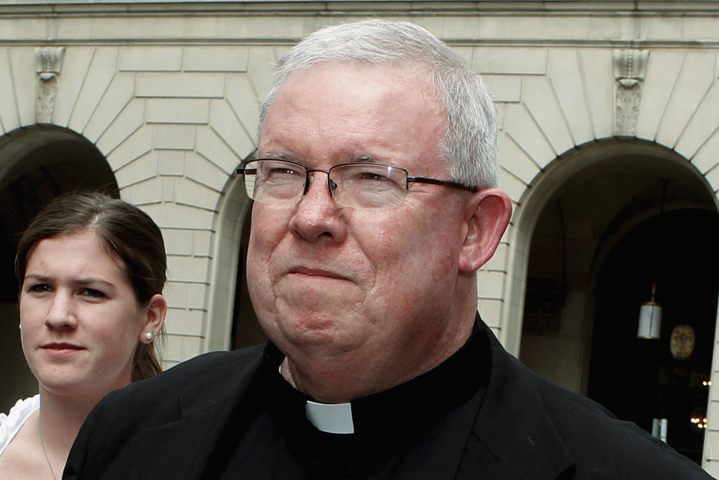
[613,49,649,136]
[35,47,65,124]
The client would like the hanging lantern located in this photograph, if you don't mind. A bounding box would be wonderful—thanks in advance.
[638,283,661,339]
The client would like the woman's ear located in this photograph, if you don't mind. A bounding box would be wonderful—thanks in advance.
[139,294,167,343]
[458,188,512,274]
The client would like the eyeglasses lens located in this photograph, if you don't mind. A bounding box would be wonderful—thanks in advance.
[242,160,408,209]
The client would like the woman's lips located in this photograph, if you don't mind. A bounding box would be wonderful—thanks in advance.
[41,343,85,357]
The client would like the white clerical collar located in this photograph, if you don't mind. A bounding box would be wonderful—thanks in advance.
[279,363,356,434]
[305,400,355,434]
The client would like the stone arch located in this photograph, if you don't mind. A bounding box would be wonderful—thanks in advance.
[205,170,254,352]
[0,124,117,413]
[502,137,718,464]
[503,138,716,356]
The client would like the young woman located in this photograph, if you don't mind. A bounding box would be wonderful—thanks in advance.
[0,192,168,479]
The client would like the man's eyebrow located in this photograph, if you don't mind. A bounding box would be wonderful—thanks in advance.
[258,152,299,162]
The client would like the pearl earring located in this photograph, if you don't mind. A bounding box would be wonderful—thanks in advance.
[145,332,154,341]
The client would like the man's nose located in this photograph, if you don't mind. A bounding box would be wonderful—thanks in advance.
[289,171,347,243]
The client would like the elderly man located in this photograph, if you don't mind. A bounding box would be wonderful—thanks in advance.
[64,20,710,479]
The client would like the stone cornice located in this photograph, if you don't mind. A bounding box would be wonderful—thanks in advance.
[1,1,718,47]
[1,1,719,16]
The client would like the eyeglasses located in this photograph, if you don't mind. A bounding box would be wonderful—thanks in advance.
[237,158,478,209]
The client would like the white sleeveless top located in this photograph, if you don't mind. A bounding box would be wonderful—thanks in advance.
[0,395,40,458]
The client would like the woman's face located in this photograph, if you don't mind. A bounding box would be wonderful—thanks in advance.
[19,231,153,400]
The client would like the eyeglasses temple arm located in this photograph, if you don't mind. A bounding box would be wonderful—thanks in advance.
[406,176,478,193]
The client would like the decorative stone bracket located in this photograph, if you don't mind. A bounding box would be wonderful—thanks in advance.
[35,47,65,124]
[613,49,649,137]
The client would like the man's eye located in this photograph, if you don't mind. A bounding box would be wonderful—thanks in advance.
[358,172,392,182]
[269,167,302,176]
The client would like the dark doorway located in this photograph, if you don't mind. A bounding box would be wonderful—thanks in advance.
[230,208,265,350]
[588,209,719,464]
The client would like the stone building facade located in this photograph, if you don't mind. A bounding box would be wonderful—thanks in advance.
[1,0,719,473]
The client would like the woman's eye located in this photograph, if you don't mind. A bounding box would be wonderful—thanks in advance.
[81,288,106,298]
[28,284,52,293]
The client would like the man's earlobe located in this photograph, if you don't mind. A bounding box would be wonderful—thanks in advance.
[459,188,512,273]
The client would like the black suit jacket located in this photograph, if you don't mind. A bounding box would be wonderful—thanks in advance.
[64,319,711,479]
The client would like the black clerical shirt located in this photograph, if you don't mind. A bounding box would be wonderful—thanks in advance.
[212,320,491,480]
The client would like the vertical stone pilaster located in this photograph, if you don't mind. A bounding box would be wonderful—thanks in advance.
[34,47,65,124]
[613,49,649,137]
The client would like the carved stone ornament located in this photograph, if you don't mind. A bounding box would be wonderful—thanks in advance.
[35,47,65,124]
[613,49,649,137]
[670,324,696,361]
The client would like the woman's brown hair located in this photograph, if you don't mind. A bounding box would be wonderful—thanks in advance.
[15,192,167,382]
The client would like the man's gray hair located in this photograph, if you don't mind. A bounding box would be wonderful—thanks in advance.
[258,19,499,189]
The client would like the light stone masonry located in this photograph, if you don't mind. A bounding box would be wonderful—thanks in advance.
[182,46,249,72]
[477,270,506,300]
[1,1,719,471]
[157,150,186,177]
[655,51,717,149]
[676,80,719,160]
[152,124,196,150]
[503,103,558,169]
[548,49,595,145]
[498,168,528,204]
[0,48,20,133]
[105,125,153,171]
[225,74,261,140]
[165,308,205,337]
[10,47,35,127]
[694,132,719,178]
[497,132,541,185]
[521,75,576,156]
[83,73,135,143]
[51,48,94,128]
[136,72,225,98]
[474,48,548,76]
[578,49,614,140]
[68,48,119,134]
[173,177,221,211]
[119,46,182,72]
[184,151,230,192]
[95,98,145,155]
[208,99,256,159]
[120,175,163,205]
[634,49,686,141]
[115,149,158,188]
[196,125,246,175]
[146,98,211,125]
[163,229,194,257]
[483,75,522,103]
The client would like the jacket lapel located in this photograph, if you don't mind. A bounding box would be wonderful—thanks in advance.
[456,324,575,480]
[118,347,266,480]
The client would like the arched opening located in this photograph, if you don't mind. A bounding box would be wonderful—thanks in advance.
[205,159,262,353]
[0,125,117,413]
[516,138,718,464]
[230,209,265,350]
[589,209,718,464]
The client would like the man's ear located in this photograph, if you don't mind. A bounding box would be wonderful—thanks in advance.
[139,294,168,343]
[459,188,512,273]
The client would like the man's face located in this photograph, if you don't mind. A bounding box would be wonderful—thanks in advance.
[247,63,475,394]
